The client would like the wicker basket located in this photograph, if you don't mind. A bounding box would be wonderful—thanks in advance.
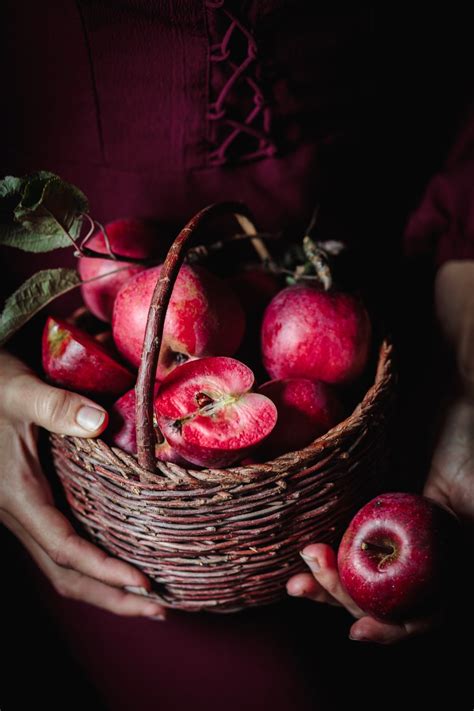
[50,202,396,613]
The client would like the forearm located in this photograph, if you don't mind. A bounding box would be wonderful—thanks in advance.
[435,260,474,398]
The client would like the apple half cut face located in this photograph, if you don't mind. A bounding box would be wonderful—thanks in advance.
[154,357,278,468]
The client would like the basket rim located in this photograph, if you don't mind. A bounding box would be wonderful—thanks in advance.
[53,337,395,490]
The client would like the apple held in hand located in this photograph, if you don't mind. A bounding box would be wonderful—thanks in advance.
[154,357,278,468]
[261,285,371,384]
[257,378,342,459]
[42,317,134,396]
[337,493,461,622]
[112,264,246,379]
[78,218,159,322]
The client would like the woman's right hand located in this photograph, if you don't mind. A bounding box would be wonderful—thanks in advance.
[0,349,166,619]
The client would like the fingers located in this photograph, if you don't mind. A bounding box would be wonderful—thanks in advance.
[286,572,342,607]
[299,543,365,618]
[5,453,152,592]
[349,614,439,644]
[2,512,166,619]
[4,371,108,437]
[10,489,151,592]
[294,542,440,645]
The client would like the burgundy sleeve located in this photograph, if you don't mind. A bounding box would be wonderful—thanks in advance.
[403,106,474,267]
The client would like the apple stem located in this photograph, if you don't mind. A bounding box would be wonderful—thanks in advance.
[361,541,394,556]
[135,201,259,475]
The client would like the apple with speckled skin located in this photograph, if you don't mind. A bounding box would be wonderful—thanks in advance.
[42,316,134,397]
[154,356,277,468]
[337,493,461,622]
[261,285,371,384]
[78,218,159,322]
[112,264,246,380]
[257,378,342,459]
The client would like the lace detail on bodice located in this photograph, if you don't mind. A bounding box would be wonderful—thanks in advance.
[204,0,277,166]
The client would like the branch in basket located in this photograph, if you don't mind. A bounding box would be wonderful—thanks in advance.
[78,228,282,266]
[76,243,158,264]
[186,230,281,263]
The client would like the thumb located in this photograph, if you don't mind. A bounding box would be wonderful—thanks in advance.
[6,372,108,437]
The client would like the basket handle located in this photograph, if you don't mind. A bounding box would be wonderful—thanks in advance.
[135,201,261,474]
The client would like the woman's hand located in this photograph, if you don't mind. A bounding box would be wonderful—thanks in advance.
[286,543,440,644]
[286,261,474,644]
[0,349,166,619]
[423,392,474,533]
[286,390,473,643]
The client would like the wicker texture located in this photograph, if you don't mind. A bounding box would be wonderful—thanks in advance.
[51,341,394,612]
[49,203,396,613]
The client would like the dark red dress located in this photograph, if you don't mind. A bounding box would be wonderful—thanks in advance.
[2,3,474,709]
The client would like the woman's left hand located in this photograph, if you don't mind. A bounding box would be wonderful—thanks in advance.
[286,542,440,644]
[286,391,473,644]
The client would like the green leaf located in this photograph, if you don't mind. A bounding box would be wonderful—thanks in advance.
[0,268,81,345]
[0,172,89,252]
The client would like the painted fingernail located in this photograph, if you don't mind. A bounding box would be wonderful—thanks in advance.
[300,551,320,571]
[76,406,106,431]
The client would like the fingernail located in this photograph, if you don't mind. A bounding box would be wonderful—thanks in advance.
[146,608,166,620]
[288,589,304,597]
[124,586,149,596]
[300,551,320,572]
[76,405,106,431]
[349,633,369,642]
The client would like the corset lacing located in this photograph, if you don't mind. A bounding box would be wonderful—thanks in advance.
[204,0,277,165]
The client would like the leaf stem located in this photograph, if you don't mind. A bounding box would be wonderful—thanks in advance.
[79,213,97,251]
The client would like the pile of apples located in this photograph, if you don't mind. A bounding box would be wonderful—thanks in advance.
[42,218,372,468]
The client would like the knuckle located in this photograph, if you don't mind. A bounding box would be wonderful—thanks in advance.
[49,537,73,568]
[325,577,342,598]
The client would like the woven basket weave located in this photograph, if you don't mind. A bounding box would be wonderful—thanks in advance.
[50,202,396,613]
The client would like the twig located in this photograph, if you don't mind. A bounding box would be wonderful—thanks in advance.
[79,213,97,251]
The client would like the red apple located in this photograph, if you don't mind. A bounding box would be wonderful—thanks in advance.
[154,356,278,468]
[78,218,159,322]
[42,316,134,397]
[337,492,461,622]
[257,378,342,459]
[107,386,187,464]
[112,264,246,380]
[155,439,191,465]
[107,389,136,453]
[261,285,371,384]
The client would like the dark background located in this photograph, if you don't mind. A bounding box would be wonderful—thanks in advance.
[2,7,474,710]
